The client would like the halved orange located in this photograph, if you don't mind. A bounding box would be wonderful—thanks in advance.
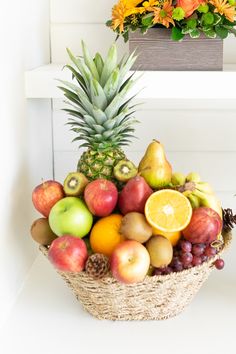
[145,189,192,233]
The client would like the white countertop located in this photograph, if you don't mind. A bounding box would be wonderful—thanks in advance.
[1,246,236,354]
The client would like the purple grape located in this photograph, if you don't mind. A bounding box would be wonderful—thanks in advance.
[173,249,180,257]
[181,252,193,266]
[174,261,183,272]
[153,268,163,276]
[192,244,205,256]
[201,255,208,263]
[180,240,192,253]
[162,266,173,275]
[192,256,202,267]
[214,258,225,270]
[204,246,217,258]
[184,264,193,270]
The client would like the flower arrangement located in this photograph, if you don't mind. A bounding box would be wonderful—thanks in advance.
[107,0,236,41]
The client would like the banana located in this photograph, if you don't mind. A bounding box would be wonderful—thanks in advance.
[186,172,201,183]
[192,189,222,218]
[171,172,186,186]
[188,194,200,209]
[195,181,214,195]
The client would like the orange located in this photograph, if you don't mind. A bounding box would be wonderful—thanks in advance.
[145,189,192,233]
[90,214,124,257]
[152,227,181,246]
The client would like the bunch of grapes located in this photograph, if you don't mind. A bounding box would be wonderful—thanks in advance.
[153,239,224,276]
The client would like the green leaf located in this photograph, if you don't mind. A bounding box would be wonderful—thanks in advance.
[62,109,83,119]
[215,25,228,39]
[189,29,200,38]
[105,80,136,119]
[141,14,154,27]
[223,19,236,26]
[106,20,112,27]
[83,115,97,127]
[57,79,81,94]
[213,14,222,26]
[104,68,120,102]
[100,44,117,87]
[123,30,129,42]
[141,26,148,34]
[64,65,87,92]
[81,40,99,80]
[171,27,184,41]
[182,27,193,34]
[66,48,91,88]
[204,29,217,38]
[94,53,104,77]
[92,108,107,125]
[90,78,108,110]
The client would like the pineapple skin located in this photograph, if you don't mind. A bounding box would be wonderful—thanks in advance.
[77,148,126,181]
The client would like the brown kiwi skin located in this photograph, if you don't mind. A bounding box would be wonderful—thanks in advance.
[146,236,173,268]
[30,218,57,246]
[113,160,138,182]
[120,212,152,243]
[63,172,88,196]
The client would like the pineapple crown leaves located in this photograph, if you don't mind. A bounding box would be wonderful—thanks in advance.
[57,41,140,150]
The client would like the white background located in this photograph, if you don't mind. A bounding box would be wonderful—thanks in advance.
[0,0,236,352]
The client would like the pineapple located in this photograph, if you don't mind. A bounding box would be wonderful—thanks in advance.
[58,41,139,182]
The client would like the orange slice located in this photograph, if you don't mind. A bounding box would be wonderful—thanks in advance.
[145,189,192,233]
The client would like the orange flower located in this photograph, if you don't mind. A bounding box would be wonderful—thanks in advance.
[153,1,175,28]
[177,0,205,18]
[111,0,144,32]
[209,0,236,22]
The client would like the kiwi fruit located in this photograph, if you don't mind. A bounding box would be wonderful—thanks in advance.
[120,212,152,243]
[113,160,138,182]
[146,236,173,268]
[30,218,57,245]
[63,172,88,196]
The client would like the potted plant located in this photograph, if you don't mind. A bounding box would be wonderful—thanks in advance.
[107,0,236,70]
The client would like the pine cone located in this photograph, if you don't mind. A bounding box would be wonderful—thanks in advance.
[85,253,110,279]
[223,208,236,232]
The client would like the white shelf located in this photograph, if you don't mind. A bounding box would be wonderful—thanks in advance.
[25,64,236,100]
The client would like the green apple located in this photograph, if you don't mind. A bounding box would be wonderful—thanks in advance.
[49,197,93,238]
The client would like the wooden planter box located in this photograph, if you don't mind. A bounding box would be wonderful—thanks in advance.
[129,28,223,71]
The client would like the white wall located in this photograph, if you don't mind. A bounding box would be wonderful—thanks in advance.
[0,0,50,327]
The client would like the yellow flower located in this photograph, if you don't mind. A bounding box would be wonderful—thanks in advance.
[143,0,159,8]
[209,0,236,22]
[153,1,175,28]
[111,0,144,32]
[142,0,159,12]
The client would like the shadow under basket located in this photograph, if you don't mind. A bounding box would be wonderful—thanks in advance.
[129,28,223,71]
[40,231,231,321]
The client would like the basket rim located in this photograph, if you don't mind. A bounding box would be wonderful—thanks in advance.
[39,231,232,286]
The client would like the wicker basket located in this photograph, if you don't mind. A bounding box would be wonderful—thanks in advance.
[40,231,231,321]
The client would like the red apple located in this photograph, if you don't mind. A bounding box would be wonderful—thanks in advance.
[182,207,222,244]
[32,180,64,217]
[84,179,118,217]
[48,235,88,272]
[110,240,150,284]
[118,176,153,215]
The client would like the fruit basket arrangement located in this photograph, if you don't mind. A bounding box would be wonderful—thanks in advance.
[30,43,235,321]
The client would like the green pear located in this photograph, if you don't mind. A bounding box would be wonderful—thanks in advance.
[138,140,172,188]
